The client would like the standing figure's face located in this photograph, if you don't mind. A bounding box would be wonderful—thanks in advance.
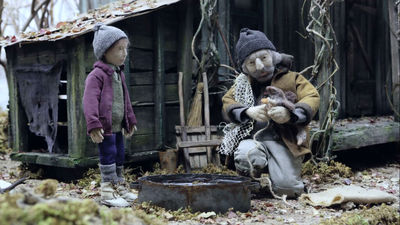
[104,38,129,66]
[242,49,275,83]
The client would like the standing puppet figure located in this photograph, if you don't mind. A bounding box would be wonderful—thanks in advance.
[83,23,137,207]
[220,28,320,198]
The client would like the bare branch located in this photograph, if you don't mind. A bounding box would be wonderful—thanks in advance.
[0,0,4,37]
[39,0,51,28]
[0,59,7,76]
[22,0,50,31]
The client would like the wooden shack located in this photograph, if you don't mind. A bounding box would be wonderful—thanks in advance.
[3,0,195,168]
[2,0,399,168]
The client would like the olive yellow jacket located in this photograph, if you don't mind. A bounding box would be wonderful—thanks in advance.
[222,68,320,157]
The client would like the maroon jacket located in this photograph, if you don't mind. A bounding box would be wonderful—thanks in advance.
[83,61,137,136]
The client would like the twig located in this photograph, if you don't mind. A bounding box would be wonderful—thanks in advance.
[0,177,28,194]
[219,63,239,75]
[22,0,51,32]
[215,19,235,67]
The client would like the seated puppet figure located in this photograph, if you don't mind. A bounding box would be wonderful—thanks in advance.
[220,28,320,198]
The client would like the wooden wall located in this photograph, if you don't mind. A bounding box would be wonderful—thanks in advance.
[220,0,393,119]
[6,42,72,154]
[124,7,181,155]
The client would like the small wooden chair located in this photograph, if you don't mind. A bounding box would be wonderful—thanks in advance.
[177,72,221,172]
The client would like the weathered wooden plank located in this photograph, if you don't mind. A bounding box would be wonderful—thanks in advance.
[310,117,400,151]
[5,46,28,152]
[131,107,155,134]
[177,139,222,148]
[388,0,400,121]
[330,121,400,151]
[9,152,98,168]
[374,0,386,115]
[216,0,231,79]
[10,150,159,168]
[130,84,178,102]
[130,72,178,85]
[177,0,193,119]
[202,72,212,163]
[175,125,218,134]
[127,134,157,153]
[178,72,191,171]
[130,34,177,52]
[123,28,131,87]
[130,49,176,72]
[332,1,347,118]
[154,11,165,150]
[67,39,97,158]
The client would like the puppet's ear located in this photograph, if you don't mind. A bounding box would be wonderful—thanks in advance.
[271,51,283,65]
[278,53,294,69]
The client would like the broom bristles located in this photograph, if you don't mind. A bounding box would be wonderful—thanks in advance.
[187,82,204,126]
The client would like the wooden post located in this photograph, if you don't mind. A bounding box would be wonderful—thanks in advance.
[178,72,191,172]
[202,72,212,163]
[316,50,331,126]
[332,2,346,117]
[177,0,193,118]
[154,11,165,149]
[67,38,94,158]
[5,46,28,152]
[388,0,400,121]
[217,0,231,77]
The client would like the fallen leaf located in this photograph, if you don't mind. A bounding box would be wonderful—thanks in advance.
[56,22,68,28]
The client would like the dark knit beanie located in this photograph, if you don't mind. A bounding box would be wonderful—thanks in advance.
[235,28,276,67]
[92,23,128,60]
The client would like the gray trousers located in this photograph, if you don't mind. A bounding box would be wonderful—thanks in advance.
[234,139,304,198]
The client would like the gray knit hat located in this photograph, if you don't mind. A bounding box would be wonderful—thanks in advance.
[235,28,276,67]
[92,23,128,60]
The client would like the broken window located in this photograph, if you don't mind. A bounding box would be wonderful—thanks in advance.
[15,62,63,153]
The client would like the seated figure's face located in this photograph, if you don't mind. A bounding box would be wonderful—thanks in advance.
[242,49,275,83]
[104,38,129,66]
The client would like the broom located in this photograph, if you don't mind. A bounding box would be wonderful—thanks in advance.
[187,82,204,126]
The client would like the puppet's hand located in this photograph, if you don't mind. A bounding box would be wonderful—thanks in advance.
[267,106,290,124]
[122,125,137,138]
[89,128,104,143]
[245,105,269,122]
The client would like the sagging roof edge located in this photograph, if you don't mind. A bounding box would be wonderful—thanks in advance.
[1,0,182,48]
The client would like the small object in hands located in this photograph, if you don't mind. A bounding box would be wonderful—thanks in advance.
[90,128,104,143]
[260,98,269,104]
[262,86,307,146]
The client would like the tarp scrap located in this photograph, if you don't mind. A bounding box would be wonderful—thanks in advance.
[15,62,63,153]
[299,185,397,207]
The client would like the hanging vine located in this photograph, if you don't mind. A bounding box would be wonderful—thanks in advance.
[302,0,340,162]
[191,0,220,87]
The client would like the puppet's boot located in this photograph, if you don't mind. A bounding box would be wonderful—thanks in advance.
[116,165,137,202]
[99,164,130,207]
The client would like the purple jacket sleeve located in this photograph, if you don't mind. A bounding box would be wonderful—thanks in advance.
[83,73,103,134]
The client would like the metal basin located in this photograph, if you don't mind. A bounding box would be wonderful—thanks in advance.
[137,173,251,213]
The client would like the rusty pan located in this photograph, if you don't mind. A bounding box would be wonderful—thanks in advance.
[136,173,252,213]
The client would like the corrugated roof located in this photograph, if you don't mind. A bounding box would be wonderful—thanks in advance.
[0,0,181,47]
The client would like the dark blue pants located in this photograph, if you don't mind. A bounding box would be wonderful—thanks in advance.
[98,132,125,166]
